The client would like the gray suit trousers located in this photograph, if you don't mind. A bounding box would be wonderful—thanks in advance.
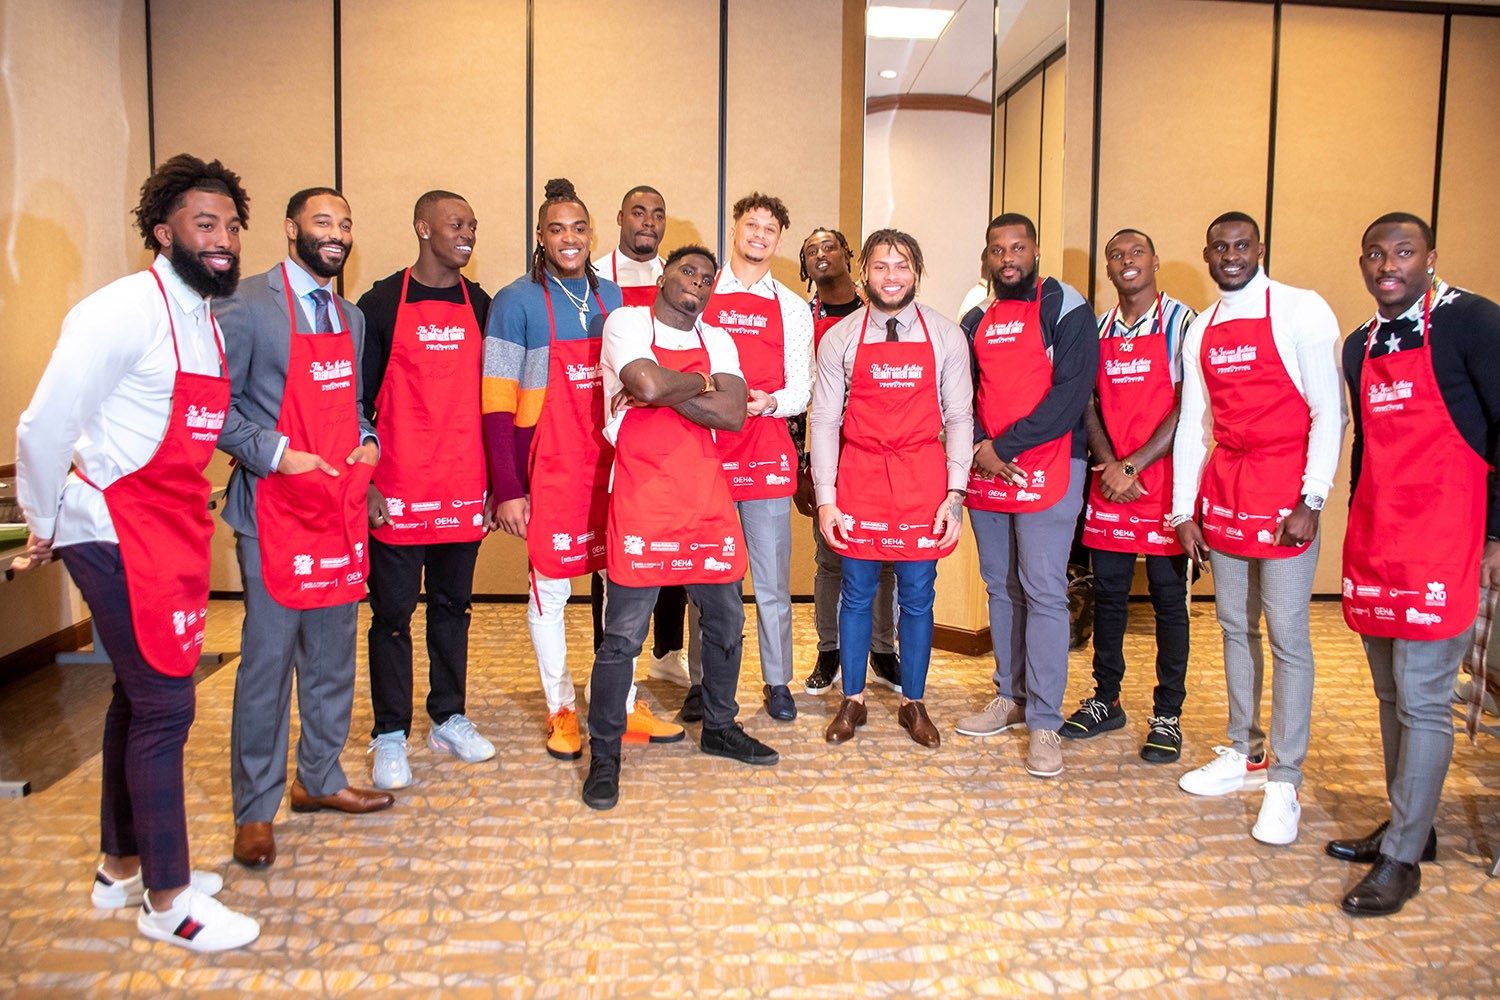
[231,534,358,823]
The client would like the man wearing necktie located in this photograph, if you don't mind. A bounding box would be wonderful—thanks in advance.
[216,187,394,872]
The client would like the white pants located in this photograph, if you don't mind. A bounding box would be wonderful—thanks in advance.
[529,569,636,714]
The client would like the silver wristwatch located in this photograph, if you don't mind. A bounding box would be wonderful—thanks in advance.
[1302,493,1325,512]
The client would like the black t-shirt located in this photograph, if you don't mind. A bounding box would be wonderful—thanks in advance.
[356,270,492,422]
[1342,285,1500,536]
[815,295,862,320]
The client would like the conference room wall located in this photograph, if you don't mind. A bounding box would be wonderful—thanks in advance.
[146,0,858,596]
[993,53,1066,282]
[1436,16,1500,296]
[0,0,150,658]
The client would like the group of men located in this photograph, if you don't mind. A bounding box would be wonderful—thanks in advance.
[12,150,1498,953]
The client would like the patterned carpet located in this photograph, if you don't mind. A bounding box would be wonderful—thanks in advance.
[0,599,1496,997]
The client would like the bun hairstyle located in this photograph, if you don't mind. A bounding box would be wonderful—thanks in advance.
[531,177,599,291]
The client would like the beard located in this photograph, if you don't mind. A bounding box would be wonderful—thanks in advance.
[868,284,916,313]
[168,240,240,298]
[993,261,1038,298]
[295,228,351,279]
[628,231,661,257]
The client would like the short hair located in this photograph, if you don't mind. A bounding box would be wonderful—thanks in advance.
[987,213,1038,242]
[1206,211,1260,243]
[860,229,924,282]
[798,227,856,286]
[1106,228,1155,254]
[732,192,790,231]
[413,189,467,222]
[286,186,345,220]
[621,185,663,206]
[1362,212,1434,251]
[665,243,718,273]
[133,153,250,252]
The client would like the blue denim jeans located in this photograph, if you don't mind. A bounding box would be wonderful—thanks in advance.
[839,557,938,699]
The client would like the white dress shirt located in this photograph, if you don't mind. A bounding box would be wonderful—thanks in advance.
[1171,268,1347,520]
[708,264,813,419]
[600,306,742,448]
[593,249,663,289]
[16,255,224,545]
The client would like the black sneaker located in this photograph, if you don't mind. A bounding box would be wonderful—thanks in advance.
[803,650,840,695]
[1061,697,1127,739]
[700,723,779,765]
[582,754,620,810]
[870,651,902,694]
[1140,715,1182,763]
[680,684,704,723]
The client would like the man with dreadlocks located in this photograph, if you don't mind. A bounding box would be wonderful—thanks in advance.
[792,228,900,698]
[483,178,682,762]
[15,153,260,951]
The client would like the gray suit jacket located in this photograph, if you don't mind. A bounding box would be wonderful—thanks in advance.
[216,263,376,538]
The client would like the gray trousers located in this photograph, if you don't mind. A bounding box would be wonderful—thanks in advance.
[1208,538,1319,787]
[231,534,357,824]
[1365,625,1473,863]
[813,516,895,654]
[973,458,1087,732]
[689,496,793,687]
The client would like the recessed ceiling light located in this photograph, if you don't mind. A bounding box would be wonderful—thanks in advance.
[879,69,899,79]
[867,6,954,40]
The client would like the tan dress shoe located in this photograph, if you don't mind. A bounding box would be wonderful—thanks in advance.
[233,822,276,868]
[824,698,867,743]
[289,779,396,814]
[898,701,941,748]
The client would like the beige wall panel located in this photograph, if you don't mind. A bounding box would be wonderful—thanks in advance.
[1060,0,1096,292]
[1039,55,1066,274]
[340,0,526,299]
[534,0,719,265]
[151,0,334,275]
[1001,73,1042,225]
[1094,0,1272,314]
[0,0,149,655]
[840,0,866,240]
[1273,6,1441,594]
[1436,16,1500,295]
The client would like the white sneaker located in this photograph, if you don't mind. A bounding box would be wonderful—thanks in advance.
[137,885,259,952]
[1251,780,1301,845]
[647,649,691,687]
[92,867,223,910]
[1177,745,1269,796]
[370,731,413,789]
[428,714,496,763]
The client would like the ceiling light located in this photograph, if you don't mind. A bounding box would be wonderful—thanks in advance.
[866,6,954,40]
[879,69,899,79]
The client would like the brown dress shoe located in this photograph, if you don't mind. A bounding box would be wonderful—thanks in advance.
[233,822,276,868]
[824,698,868,743]
[289,779,396,814]
[898,701,941,748]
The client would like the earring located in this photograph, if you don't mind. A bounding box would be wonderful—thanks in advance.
[1427,266,1435,275]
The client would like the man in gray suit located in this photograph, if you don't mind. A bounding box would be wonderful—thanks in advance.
[217,187,394,869]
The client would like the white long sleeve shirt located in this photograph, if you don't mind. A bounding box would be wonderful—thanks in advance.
[1171,268,1347,521]
[16,255,225,545]
[593,248,663,288]
[707,264,813,418]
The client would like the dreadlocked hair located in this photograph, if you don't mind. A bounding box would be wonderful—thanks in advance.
[799,227,855,290]
[530,177,599,294]
[134,153,250,251]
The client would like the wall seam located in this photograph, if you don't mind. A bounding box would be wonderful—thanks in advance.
[1431,12,1451,233]
[144,0,156,169]
[1086,0,1104,305]
[525,0,535,268]
[332,0,343,297]
[717,0,729,264]
[1263,0,1282,273]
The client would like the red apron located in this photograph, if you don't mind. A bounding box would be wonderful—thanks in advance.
[1082,295,1183,556]
[371,269,486,545]
[811,297,849,352]
[1342,290,1487,639]
[255,264,373,608]
[81,268,228,676]
[611,254,658,308]
[1196,287,1310,560]
[835,310,957,561]
[965,283,1071,512]
[526,281,611,578]
[607,324,748,586]
[706,280,797,500]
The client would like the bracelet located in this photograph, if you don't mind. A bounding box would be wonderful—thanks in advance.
[699,371,714,394]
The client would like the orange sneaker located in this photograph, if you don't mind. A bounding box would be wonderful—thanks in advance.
[624,702,685,745]
[546,708,582,761]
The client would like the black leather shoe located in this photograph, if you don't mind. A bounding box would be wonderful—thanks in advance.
[582,754,620,811]
[1326,821,1436,864]
[1341,855,1421,916]
[764,684,797,721]
[701,723,779,765]
[870,651,902,693]
[803,650,840,694]
[680,684,704,723]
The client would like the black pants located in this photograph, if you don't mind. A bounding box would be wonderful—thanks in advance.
[1088,548,1189,718]
[367,538,480,737]
[590,574,687,657]
[590,580,743,755]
